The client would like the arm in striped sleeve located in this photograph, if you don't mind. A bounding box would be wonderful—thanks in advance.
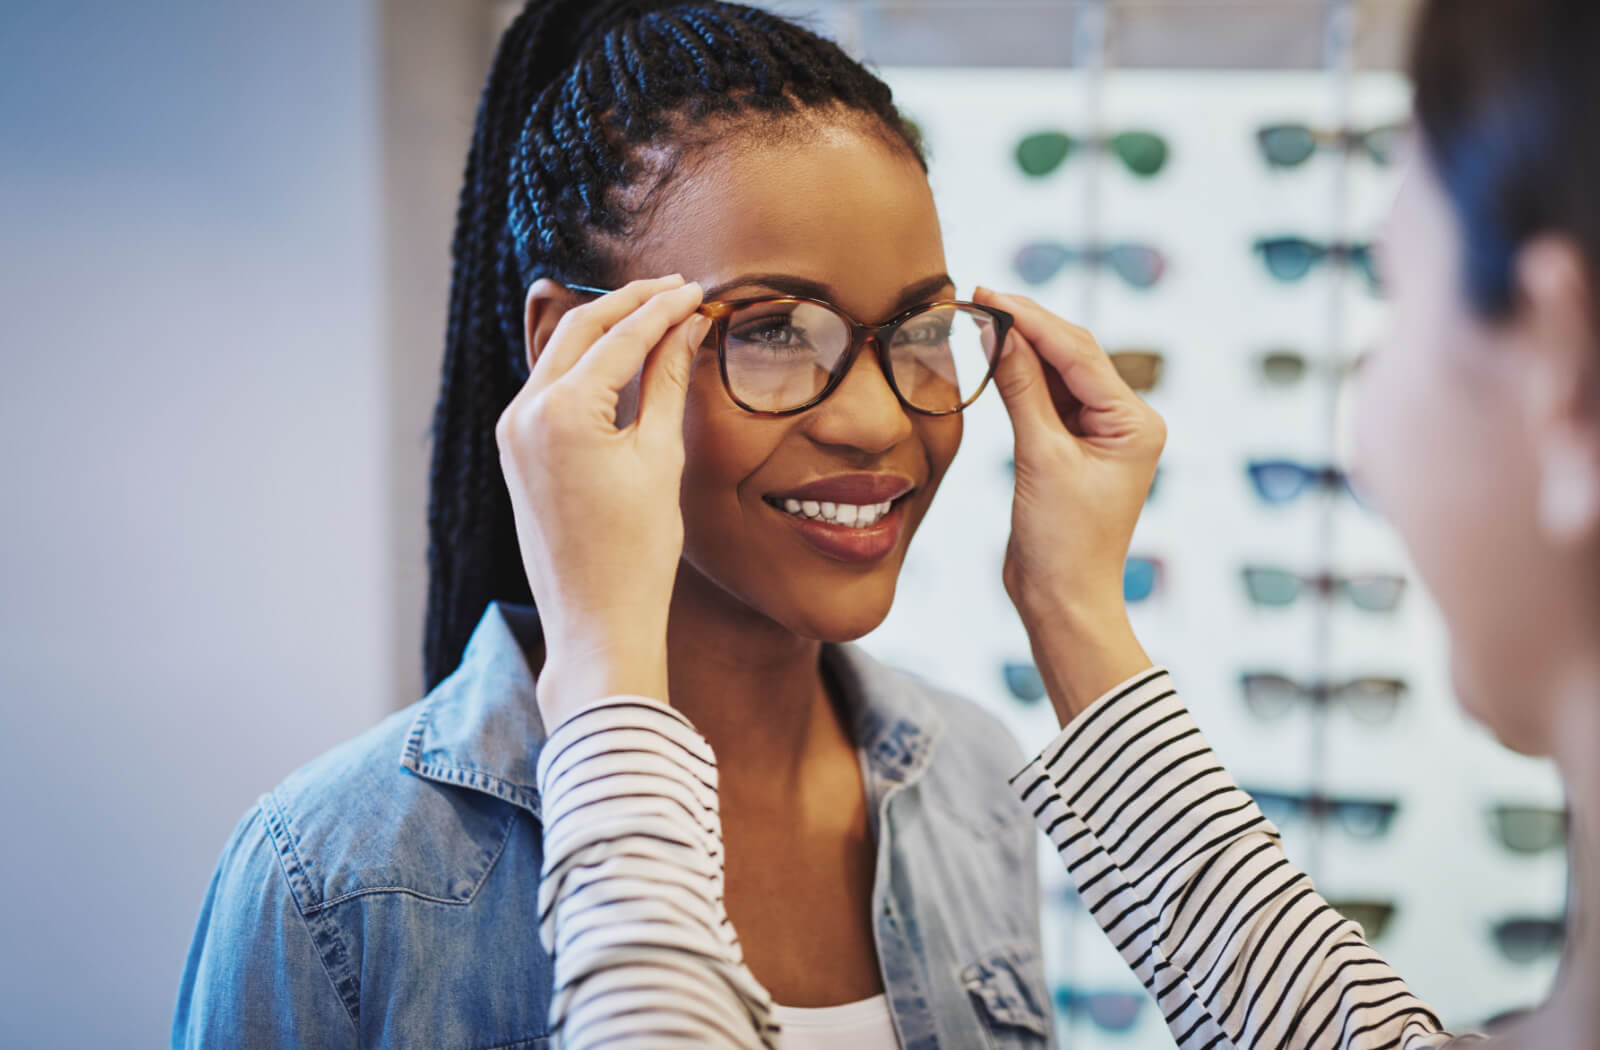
[1010,667,1463,1050]
[536,697,779,1050]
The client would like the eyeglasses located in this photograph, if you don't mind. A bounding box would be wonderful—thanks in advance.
[1015,129,1171,178]
[1109,349,1164,392]
[1050,985,1147,1033]
[565,283,1011,416]
[1240,672,1408,724]
[1256,122,1402,168]
[1253,237,1381,294]
[1125,554,1165,603]
[1490,916,1565,964]
[1012,241,1168,290]
[1244,785,1401,839]
[1256,348,1368,387]
[1247,459,1359,505]
[1486,804,1569,855]
[1327,898,1398,942]
[1242,565,1406,613]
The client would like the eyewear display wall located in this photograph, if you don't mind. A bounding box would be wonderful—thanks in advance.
[856,65,1568,1046]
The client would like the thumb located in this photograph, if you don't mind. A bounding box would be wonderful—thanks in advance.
[637,312,711,444]
[990,323,1068,446]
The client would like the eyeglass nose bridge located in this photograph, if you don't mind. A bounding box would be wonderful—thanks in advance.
[702,298,940,417]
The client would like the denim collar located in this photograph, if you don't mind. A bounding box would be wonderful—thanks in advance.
[400,600,941,820]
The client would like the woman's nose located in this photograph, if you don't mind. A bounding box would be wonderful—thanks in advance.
[806,338,916,450]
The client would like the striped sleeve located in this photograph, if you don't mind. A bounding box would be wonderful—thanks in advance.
[1010,667,1469,1050]
[536,697,777,1050]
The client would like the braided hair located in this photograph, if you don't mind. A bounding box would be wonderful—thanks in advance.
[422,0,929,693]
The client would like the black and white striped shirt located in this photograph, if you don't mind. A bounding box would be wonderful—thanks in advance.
[536,667,1482,1049]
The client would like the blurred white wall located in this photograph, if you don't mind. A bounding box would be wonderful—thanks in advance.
[0,2,389,1044]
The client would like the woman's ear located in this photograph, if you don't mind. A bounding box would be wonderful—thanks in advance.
[1511,235,1600,545]
[522,278,584,377]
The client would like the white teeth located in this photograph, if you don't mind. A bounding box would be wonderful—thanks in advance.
[773,496,898,528]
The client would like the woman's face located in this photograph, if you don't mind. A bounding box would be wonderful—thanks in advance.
[1352,132,1580,754]
[618,119,959,643]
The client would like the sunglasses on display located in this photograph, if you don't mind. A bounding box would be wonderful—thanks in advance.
[1239,672,1408,724]
[1109,349,1164,392]
[1490,916,1566,964]
[1256,348,1368,387]
[1327,898,1398,942]
[1486,804,1569,856]
[1002,661,1046,705]
[1253,236,1381,294]
[1242,565,1406,613]
[1255,122,1403,168]
[1247,459,1360,505]
[1125,554,1164,603]
[1014,128,1171,178]
[1244,786,1401,840]
[1050,985,1147,1033]
[1012,241,1168,290]
[564,283,1011,416]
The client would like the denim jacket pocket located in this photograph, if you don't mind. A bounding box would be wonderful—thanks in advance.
[960,940,1052,1047]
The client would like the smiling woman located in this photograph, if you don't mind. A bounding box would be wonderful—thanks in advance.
[169,2,1052,1049]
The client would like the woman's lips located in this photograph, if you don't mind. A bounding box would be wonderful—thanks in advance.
[763,495,909,564]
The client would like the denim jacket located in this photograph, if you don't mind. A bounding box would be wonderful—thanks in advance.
[171,600,1053,1049]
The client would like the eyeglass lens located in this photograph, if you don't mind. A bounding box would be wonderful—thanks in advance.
[720,299,998,413]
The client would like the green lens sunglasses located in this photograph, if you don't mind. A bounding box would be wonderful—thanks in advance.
[1015,129,1170,179]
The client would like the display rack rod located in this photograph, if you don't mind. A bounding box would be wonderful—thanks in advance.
[1307,0,1356,885]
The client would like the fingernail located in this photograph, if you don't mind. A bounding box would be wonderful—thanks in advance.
[975,285,991,297]
[686,314,713,346]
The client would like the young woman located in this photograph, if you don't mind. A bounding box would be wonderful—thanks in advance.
[514,2,1599,1050]
[173,2,1051,1048]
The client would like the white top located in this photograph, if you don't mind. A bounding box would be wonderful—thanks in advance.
[769,994,899,1049]
[535,676,1483,1050]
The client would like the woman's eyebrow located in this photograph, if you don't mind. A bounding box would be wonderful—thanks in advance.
[703,272,956,311]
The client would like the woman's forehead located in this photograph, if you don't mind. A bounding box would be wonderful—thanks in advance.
[629,123,948,318]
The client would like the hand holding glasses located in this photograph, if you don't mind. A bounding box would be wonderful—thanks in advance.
[566,283,1011,415]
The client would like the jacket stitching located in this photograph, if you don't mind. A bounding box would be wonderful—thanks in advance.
[310,806,520,911]
[259,794,363,1032]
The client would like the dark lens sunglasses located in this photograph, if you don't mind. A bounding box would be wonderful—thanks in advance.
[1255,122,1402,169]
[1253,236,1381,295]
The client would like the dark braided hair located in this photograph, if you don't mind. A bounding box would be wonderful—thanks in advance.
[422,0,929,693]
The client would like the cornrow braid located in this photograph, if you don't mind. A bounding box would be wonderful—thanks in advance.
[422,0,929,694]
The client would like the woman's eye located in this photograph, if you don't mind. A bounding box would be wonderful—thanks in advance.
[897,321,953,345]
[732,320,810,351]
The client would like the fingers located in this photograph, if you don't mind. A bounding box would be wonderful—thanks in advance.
[565,281,705,394]
[989,323,1070,446]
[975,286,1136,412]
[635,311,714,445]
[529,274,687,391]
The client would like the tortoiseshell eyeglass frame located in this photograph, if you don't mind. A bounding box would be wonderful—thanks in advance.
[564,282,1013,417]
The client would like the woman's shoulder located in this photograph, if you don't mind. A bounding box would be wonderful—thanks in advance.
[234,698,529,917]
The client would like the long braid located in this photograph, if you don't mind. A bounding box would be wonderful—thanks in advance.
[423,0,928,693]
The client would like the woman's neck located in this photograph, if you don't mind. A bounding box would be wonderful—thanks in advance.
[661,564,850,808]
[1515,660,1600,1049]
